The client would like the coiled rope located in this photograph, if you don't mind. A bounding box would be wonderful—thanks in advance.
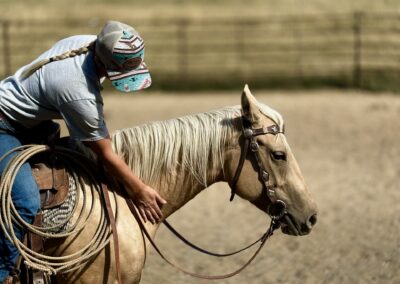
[0,144,115,276]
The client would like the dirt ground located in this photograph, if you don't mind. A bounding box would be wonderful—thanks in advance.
[97,89,399,284]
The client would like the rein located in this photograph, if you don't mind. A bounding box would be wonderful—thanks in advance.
[126,199,280,280]
[163,219,265,257]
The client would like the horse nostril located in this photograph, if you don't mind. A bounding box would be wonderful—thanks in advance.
[308,214,318,228]
[300,214,318,234]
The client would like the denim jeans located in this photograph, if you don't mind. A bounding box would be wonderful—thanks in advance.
[0,118,40,282]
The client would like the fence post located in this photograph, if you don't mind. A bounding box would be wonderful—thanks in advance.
[2,20,11,77]
[353,12,362,88]
[292,17,303,85]
[236,20,246,81]
[177,19,189,82]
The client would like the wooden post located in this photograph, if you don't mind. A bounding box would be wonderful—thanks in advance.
[293,16,303,85]
[2,20,11,77]
[177,19,189,81]
[236,20,246,81]
[353,12,362,88]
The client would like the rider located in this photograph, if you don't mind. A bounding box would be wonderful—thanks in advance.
[0,20,166,282]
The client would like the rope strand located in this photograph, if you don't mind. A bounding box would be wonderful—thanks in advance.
[0,144,114,276]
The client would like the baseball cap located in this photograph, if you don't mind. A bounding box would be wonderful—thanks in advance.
[96,21,152,92]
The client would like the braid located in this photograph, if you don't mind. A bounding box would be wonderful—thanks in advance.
[20,41,95,80]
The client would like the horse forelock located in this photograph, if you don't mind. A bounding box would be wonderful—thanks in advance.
[257,102,285,130]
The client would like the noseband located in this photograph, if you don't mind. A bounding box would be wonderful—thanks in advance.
[229,116,287,220]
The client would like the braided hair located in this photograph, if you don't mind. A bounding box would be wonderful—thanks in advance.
[20,41,95,80]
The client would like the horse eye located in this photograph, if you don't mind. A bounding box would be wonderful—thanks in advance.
[271,151,287,161]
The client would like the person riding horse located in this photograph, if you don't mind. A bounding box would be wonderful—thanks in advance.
[0,21,166,283]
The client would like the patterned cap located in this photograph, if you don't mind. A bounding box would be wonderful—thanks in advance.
[96,21,151,92]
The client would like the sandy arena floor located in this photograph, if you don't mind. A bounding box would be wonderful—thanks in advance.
[96,89,400,284]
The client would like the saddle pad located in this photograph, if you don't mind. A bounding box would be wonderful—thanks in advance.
[42,175,76,233]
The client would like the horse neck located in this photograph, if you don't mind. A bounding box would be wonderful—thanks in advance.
[157,156,228,218]
[111,109,242,218]
[153,127,242,218]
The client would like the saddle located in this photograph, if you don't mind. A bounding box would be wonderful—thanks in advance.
[15,122,70,284]
[6,121,119,284]
[24,121,70,211]
[32,158,69,210]
[21,156,70,284]
[28,121,70,211]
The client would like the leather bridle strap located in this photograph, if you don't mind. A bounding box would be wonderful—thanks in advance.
[100,182,122,284]
[163,219,264,257]
[126,199,279,280]
[229,136,250,201]
[229,117,283,202]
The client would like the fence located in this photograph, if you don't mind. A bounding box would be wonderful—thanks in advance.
[1,12,400,91]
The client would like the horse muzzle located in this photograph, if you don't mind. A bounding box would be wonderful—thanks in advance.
[267,200,299,236]
[280,212,318,236]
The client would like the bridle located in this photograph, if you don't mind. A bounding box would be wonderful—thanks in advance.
[229,116,287,220]
[123,116,291,280]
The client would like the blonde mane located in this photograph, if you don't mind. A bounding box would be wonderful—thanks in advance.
[111,103,284,187]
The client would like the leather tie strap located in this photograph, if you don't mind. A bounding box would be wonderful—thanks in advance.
[100,182,122,284]
[229,137,250,201]
[126,199,278,280]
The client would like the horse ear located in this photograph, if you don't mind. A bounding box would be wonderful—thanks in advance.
[241,84,261,123]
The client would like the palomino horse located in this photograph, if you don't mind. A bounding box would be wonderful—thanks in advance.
[46,86,317,283]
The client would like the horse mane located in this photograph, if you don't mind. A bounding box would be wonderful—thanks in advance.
[110,103,284,188]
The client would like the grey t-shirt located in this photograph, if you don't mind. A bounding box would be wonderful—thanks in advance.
[0,35,109,141]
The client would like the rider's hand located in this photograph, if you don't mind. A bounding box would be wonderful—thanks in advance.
[84,137,167,224]
[130,184,167,224]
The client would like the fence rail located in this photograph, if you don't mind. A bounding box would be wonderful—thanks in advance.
[1,12,400,91]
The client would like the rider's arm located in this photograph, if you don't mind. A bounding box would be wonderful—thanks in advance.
[59,99,166,223]
[84,136,167,224]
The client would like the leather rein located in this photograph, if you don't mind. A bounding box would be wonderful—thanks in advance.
[122,116,288,280]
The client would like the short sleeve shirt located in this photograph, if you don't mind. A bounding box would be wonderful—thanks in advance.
[0,35,109,141]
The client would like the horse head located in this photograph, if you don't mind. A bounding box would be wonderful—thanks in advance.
[224,85,318,236]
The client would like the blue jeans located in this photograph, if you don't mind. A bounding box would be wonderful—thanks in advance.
[0,119,40,282]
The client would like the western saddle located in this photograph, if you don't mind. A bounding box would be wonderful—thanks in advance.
[3,122,70,284]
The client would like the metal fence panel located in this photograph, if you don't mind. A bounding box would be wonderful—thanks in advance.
[1,12,400,91]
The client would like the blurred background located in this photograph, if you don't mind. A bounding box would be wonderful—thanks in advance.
[1,1,399,283]
[2,0,400,92]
